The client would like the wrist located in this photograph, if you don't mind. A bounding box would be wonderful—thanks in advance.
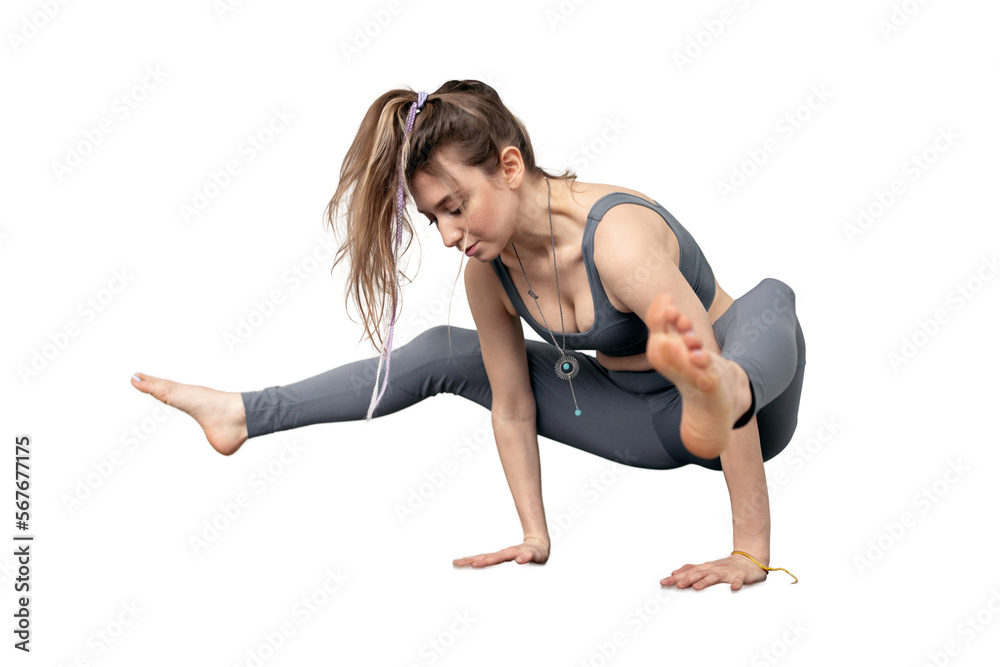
[733,521,769,565]
[732,546,770,567]
[524,534,550,549]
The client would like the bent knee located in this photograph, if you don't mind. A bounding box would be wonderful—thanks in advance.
[411,325,454,351]
[410,325,479,353]
[760,277,796,309]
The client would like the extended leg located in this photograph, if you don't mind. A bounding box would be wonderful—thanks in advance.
[135,324,684,465]
[131,327,492,456]
[241,324,683,469]
[241,325,492,437]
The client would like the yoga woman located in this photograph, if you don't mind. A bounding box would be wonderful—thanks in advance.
[131,80,806,591]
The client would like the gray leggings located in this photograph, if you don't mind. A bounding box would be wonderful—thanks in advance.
[241,277,806,471]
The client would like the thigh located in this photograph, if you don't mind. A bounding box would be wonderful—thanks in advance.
[404,328,687,469]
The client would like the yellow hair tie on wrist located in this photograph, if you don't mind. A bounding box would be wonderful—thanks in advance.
[731,551,799,584]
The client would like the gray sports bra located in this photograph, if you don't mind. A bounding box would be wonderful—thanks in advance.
[489,192,716,356]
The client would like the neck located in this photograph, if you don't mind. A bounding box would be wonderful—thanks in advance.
[506,176,575,258]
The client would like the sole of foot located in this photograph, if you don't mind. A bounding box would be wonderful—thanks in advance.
[130,372,249,456]
[644,294,750,459]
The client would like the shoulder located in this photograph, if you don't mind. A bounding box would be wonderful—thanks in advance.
[587,192,683,312]
[464,257,517,318]
[591,195,680,280]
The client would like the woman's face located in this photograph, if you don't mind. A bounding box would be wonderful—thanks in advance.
[411,148,518,262]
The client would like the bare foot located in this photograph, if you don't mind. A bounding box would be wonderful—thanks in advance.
[644,294,752,459]
[130,372,249,456]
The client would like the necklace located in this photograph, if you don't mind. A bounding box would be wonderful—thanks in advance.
[511,177,582,417]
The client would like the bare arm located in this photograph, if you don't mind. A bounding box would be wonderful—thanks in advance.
[595,204,772,587]
[492,416,549,547]
[454,260,549,564]
[719,418,771,564]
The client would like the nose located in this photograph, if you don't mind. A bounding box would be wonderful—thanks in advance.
[438,220,466,250]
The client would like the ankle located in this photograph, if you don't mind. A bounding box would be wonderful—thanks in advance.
[226,390,243,414]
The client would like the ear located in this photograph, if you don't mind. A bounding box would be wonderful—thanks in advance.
[498,145,526,188]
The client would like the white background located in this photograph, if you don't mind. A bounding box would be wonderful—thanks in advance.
[3,0,999,665]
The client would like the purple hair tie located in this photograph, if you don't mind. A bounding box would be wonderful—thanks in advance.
[366,90,428,421]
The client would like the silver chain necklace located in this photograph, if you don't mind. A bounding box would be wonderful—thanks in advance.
[511,177,582,417]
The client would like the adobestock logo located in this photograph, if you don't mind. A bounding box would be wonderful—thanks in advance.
[671,0,758,73]
[7,0,73,54]
[877,0,934,40]
[886,254,997,372]
[179,106,295,224]
[715,85,833,202]
[568,116,629,173]
[339,0,417,63]
[843,125,959,245]
[51,66,168,183]
[854,459,969,575]
[18,268,135,386]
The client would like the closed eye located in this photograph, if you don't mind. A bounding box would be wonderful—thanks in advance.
[427,207,462,226]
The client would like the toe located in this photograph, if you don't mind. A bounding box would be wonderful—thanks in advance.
[690,348,711,369]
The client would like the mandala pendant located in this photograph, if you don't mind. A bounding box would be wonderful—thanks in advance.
[554,354,580,381]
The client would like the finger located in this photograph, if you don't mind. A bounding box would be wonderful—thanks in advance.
[453,555,483,566]
[691,572,721,590]
[667,569,701,588]
[473,551,512,567]
[731,576,744,591]
[453,553,491,566]
[671,563,696,575]
[675,565,709,586]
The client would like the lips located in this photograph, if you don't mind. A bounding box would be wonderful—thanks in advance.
[464,242,478,257]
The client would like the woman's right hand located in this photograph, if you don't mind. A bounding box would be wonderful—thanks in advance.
[452,536,550,568]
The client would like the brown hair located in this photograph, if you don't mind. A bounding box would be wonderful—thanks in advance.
[324,79,577,352]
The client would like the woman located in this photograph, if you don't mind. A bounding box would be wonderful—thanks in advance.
[131,80,806,591]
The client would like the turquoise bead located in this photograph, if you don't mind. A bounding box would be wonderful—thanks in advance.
[575,409,581,416]
[562,362,571,371]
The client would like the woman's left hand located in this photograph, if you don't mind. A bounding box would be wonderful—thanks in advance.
[660,554,767,591]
